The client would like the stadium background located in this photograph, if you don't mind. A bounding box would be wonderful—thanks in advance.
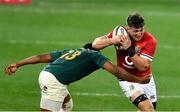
[0,0,180,111]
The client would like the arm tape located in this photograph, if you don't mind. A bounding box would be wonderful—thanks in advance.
[133,94,149,107]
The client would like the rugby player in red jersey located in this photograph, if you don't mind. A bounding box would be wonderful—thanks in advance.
[92,13,157,111]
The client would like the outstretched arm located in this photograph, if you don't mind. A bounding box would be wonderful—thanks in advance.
[103,61,150,84]
[4,53,51,75]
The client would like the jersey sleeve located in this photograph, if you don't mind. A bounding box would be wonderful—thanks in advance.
[50,49,69,62]
[106,31,113,39]
[140,38,157,61]
[50,51,63,62]
[93,52,110,68]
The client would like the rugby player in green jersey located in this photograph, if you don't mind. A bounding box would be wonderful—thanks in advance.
[4,43,150,111]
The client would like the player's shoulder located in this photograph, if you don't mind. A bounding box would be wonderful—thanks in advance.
[84,49,107,61]
[144,32,157,44]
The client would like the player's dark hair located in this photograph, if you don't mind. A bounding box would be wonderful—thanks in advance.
[127,13,145,28]
[83,42,99,51]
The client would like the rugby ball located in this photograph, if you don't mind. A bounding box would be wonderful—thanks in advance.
[112,26,129,50]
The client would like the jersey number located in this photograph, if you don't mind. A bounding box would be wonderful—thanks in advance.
[60,50,81,60]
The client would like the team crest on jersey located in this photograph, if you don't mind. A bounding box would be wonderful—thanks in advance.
[135,45,141,53]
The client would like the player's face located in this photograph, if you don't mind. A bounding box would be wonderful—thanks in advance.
[128,27,144,41]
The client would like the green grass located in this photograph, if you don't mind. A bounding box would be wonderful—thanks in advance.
[1,0,180,111]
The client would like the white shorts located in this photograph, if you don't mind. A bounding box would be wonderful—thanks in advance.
[119,75,157,103]
[39,71,69,110]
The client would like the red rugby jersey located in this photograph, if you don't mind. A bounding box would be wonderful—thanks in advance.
[107,31,157,77]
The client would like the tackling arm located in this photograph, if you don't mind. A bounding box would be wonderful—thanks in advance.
[4,53,51,75]
[103,61,150,84]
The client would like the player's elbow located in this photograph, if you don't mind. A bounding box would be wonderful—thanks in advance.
[92,40,101,49]
[138,64,150,71]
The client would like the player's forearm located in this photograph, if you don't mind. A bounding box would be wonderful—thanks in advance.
[104,61,149,83]
[15,56,41,67]
[130,54,150,71]
[92,36,113,49]
[115,67,150,84]
[16,54,51,68]
[115,66,141,82]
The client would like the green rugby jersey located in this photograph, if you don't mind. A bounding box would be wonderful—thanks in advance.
[43,48,109,85]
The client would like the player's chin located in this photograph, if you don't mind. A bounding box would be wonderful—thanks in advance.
[134,37,142,41]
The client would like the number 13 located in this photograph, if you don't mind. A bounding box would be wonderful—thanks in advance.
[60,50,81,60]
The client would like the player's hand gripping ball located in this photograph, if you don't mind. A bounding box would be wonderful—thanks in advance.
[112,26,129,50]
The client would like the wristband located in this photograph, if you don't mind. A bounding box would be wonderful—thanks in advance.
[83,43,99,51]
[126,47,135,57]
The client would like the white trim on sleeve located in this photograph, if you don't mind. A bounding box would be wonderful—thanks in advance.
[140,53,153,61]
